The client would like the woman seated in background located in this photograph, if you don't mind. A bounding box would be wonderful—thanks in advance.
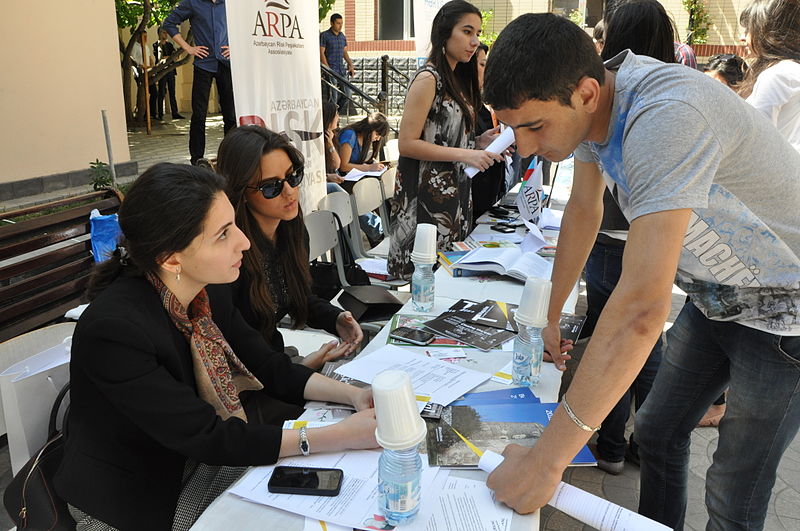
[55,163,377,531]
[704,53,748,89]
[216,126,363,370]
[336,111,389,174]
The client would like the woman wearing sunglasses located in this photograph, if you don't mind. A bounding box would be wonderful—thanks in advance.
[216,126,363,370]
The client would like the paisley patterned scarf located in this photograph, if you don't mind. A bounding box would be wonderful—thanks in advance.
[146,272,263,421]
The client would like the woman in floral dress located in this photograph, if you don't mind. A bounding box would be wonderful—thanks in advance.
[387,0,503,280]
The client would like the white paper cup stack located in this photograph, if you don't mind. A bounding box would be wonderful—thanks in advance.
[515,277,551,328]
[372,370,427,450]
[410,223,437,264]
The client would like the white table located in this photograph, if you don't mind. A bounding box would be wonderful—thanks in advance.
[192,216,576,530]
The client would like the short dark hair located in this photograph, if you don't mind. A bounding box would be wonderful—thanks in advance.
[601,0,676,63]
[330,13,342,24]
[705,54,748,86]
[484,13,605,109]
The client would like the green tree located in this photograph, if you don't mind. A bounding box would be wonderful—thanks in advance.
[683,0,713,44]
[480,10,498,47]
[319,0,336,22]
[116,0,192,126]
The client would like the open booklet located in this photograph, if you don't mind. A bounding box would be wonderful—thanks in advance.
[453,247,553,282]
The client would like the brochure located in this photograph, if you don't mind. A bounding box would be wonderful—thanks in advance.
[426,401,596,468]
[422,299,516,351]
[466,301,587,343]
[452,247,553,282]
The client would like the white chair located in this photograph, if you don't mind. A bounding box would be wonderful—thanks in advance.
[305,209,349,285]
[351,178,392,259]
[384,138,400,163]
[0,322,74,438]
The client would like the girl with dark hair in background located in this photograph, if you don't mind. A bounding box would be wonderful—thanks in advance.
[323,100,344,184]
[388,0,503,280]
[337,111,389,173]
[739,0,800,151]
[704,53,748,88]
[580,0,677,475]
[216,126,363,370]
[55,163,377,530]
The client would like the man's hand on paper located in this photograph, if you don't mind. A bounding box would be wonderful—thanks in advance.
[542,323,572,371]
[463,149,503,172]
[336,408,379,449]
[486,444,563,514]
[350,386,374,411]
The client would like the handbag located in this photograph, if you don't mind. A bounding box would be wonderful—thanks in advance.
[3,382,74,530]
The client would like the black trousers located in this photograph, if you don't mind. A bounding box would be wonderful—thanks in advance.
[190,64,236,164]
[157,74,179,118]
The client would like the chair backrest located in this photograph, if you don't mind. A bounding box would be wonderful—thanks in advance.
[304,210,350,288]
[380,167,397,202]
[384,139,400,163]
[351,178,384,216]
[318,192,354,227]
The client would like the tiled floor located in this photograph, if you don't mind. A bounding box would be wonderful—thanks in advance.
[1,116,798,530]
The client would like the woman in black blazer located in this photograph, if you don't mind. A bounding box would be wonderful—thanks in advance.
[55,164,378,531]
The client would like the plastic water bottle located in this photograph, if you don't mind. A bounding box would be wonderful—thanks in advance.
[512,325,544,386]
[378,444,423,525]
[411,263,434,312]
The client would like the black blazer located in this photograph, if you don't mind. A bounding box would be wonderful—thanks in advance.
[54,275,314,530]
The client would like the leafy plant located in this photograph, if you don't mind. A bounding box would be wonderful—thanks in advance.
[319,0,337,22]
[480,10,498,47]
[89,159,114,191]
[568,9,585,27]
[683,0,713,44]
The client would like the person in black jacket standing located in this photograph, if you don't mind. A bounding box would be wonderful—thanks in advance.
[153,27,185,121]
[55,164,377,531]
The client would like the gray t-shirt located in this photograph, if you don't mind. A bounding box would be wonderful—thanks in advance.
[575,51,800,334]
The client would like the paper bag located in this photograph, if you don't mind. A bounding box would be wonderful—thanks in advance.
[0,339,71,474]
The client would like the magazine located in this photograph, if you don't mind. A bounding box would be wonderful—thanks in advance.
[387,314,467,348]
[421,299,516,351]
[426,399,596,468]
[452,247,553,282]
[466,301,587,343]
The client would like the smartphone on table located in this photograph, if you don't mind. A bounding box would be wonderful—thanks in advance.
[389,326,436,346]
[267,466,344,496]
[490,224,516,233]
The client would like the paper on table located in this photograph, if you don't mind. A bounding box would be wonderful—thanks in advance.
[539,207,563,230]
[520,218,547,254]
[228,450,448,531]
[335,345,489,408]
[423,347,467,361]
[357,258,389,276]
[490,360,513,385]
[343,168,385,182]
[424,477,511,531]
[465,126,516,178]
[476,232,524,244]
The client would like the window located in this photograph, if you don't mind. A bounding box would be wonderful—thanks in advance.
[378,0,414,40]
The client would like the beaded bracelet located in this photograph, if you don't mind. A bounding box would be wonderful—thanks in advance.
[561,396,600,432]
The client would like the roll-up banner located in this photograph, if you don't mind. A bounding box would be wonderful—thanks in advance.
[226,0,326,215]
[413,0,450,67]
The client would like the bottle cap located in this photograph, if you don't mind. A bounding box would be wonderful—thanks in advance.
[410,223,437,264]
[372,370,427,450]
[515,277,551,328]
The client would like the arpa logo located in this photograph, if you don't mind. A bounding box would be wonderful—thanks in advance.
[253,0,304,39]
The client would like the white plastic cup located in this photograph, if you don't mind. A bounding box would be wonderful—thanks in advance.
[515,277,551,328]
[410,223,437,264]
[372,370,427,450]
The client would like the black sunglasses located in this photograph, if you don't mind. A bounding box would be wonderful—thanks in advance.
[247,169,304,199]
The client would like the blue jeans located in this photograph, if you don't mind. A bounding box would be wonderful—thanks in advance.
[584,240,663,462]
[636,302,800,530]
[326,183,383,245]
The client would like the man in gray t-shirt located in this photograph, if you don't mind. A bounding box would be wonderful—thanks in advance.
[480,14,800,530]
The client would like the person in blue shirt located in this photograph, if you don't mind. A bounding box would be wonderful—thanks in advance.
[163,0,236,166]
[320,13,355,112]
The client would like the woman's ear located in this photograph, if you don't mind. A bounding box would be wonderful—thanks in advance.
[158,252,182,276]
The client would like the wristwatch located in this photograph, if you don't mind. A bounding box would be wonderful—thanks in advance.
[299,426,310,456]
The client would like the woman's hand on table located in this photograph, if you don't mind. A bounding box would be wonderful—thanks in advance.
[349,386,374,411]
[301,339,353,370]
[336,408,379,449]
[542,323,572,371]
[336,311,364,346]
[327,172,344,184]
[487,444,563,514]
[366,162,386,172]
[463,149,503,171]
